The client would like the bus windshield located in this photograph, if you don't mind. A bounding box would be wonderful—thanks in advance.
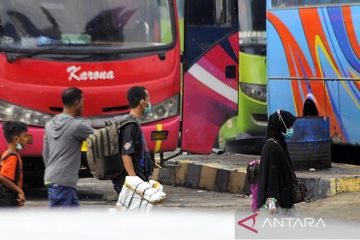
[0,0,174,52]
[238,0,266,53]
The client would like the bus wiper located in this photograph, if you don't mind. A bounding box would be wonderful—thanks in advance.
[4,43,90,63]
[4,45,62,63]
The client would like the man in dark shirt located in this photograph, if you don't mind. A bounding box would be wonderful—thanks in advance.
[112,86,152,194]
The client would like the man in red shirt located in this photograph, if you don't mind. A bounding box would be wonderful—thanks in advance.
[0,121,30,207]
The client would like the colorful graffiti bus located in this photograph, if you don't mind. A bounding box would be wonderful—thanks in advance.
[267,0,360,146]
[0,0,239,183]
[219,0,267,153]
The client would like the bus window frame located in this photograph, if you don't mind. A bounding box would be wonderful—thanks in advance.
[239,0,266,54]
[270,0,360,9]
[187,0,234,28]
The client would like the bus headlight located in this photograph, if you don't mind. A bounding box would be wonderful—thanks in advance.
[0,100,53,127]
[240,83,267,102]
[141,95,179,124]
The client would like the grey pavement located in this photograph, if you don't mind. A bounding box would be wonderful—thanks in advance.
[23,178,360,223]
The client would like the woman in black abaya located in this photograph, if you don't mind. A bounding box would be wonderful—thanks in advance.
[257,109,297,216]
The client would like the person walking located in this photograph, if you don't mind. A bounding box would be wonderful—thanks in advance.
[43,87,94,208]
[0,121,30,207]
[257,109,297,216]
[112,86,153,195]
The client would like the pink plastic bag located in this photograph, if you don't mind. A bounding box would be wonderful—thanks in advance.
[251,183,258,212]
[247,160,260,212]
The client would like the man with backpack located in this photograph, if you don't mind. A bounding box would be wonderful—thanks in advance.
[43,87,94,207]
[111,86,153,194]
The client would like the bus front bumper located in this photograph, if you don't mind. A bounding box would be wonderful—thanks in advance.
[0,115,181,157]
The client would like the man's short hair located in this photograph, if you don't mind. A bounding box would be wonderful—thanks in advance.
[62,87,83,107]
[127,86,147,108]
[3,121,28,143]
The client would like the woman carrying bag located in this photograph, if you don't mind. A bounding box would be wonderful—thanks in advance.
[257,110,306,216]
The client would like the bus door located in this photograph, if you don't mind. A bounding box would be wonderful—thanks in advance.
[181,0,239,154]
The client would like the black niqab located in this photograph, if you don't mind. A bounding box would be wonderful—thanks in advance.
[266,110,296,158]
[257,110,297,209]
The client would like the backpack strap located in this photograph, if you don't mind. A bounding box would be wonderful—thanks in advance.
[117,115,142,137]
[117,115,153,179]
[0,151,17,164]
[121,117,150,156]
[113,115,139,127]
[124,115,150,152]
[0,152,20,185]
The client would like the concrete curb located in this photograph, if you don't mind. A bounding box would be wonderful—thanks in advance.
[152,160,247,194]
[152,159,360,202]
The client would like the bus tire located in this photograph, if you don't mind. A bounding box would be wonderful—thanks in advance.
[287,141,331,170]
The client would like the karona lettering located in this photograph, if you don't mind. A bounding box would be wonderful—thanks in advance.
[67,66,115,81]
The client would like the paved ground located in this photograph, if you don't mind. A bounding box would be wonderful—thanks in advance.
[23,178,360,223]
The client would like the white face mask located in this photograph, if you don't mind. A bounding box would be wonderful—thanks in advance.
[16,142,23,151]
[277,109,294,139]
[282,127,294,139]
[143,100,152,115]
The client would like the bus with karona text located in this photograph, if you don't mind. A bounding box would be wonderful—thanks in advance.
[0,0,239,184]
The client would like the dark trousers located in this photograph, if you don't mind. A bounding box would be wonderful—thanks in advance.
[112,172,127,195]
[48,184,80,208]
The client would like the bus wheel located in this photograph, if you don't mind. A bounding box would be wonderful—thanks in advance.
[287,117,331,170]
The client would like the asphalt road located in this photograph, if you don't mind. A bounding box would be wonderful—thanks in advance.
[21,178,360,223]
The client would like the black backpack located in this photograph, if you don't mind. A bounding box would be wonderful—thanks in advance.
[0,152,20,207]
[246,160,260,185]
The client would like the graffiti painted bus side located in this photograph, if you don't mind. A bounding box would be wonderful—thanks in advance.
[267,1,360,144]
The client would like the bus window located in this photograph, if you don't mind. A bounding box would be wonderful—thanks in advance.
[0,17,2,37]
[239,0,266,54]
[0,0,174,52]
[177,0,185,19]
[188,0,232,27]
[271,0,360,8]
[159,0,173,44]
[176,0,185,52]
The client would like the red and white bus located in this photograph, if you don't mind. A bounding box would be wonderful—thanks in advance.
[0,0,239,183]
